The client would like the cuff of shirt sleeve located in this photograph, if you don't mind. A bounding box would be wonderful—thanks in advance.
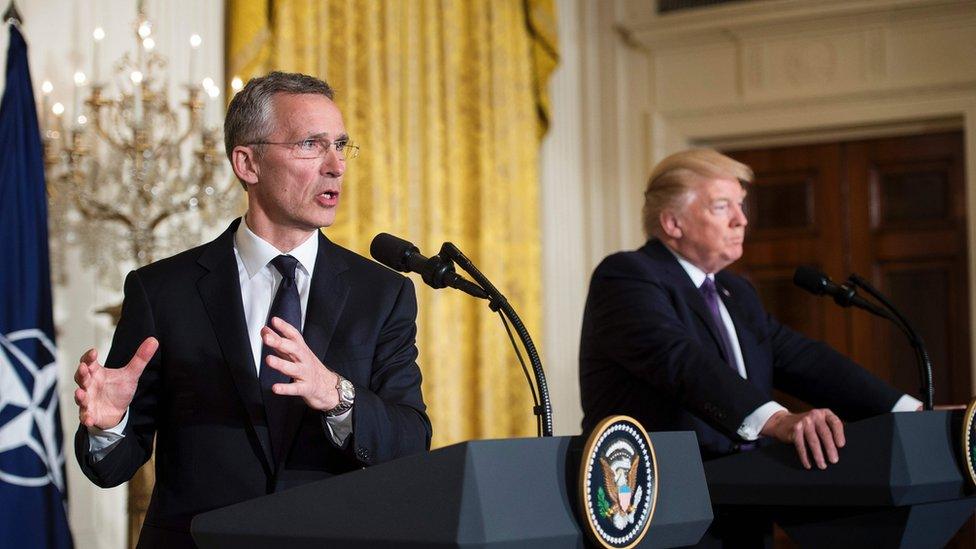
[87,408,129,462]
[737,401,788,441]
[323,408,353,446]
[892,394,923,412]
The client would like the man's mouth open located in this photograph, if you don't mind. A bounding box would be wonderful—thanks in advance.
[316,190,339,206]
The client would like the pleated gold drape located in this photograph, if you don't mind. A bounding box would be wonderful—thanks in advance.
[226,0,558,447]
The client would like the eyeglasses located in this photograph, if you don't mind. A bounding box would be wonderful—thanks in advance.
[248,137,360,160]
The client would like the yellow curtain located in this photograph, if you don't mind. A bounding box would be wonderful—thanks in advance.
[226,0,558,447]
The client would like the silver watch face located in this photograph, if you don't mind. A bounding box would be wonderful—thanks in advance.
[338,378,355,402]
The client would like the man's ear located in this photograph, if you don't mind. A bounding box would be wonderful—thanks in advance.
[660,210,683,239]
[231,145,260,187]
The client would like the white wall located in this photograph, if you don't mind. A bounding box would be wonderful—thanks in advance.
[1,2,223,548]
[540,0,586,435]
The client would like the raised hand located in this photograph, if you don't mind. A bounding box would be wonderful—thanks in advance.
[761,408,845,470]
[74,337,159,430]
[261,317,340,412]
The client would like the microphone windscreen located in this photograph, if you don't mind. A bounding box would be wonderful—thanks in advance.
[370,233,415,272]
[793,265,829,295]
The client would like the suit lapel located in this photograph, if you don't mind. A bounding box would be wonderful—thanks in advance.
[274,232,351,469]
[643,241,729,358]
[197,219,275,473]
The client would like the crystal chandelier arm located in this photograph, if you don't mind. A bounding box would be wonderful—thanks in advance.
[174,89,204,147]
[147,204,189,231]
[174,112,202,147]
[91,113,132,152]
[73,194,136,229]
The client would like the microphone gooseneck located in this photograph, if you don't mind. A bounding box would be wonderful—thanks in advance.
[793,266,933,410]
[369,233,553,436]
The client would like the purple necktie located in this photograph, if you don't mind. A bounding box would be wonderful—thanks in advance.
[699,277,737,370]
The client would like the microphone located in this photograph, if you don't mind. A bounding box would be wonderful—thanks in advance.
[370,233,489,299]
[794,265,934,410]
[793,266,890,319]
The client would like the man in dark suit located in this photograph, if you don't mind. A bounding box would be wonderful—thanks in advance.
[580,148,920,466]
[72,72,431,548]
[579,149,921,545]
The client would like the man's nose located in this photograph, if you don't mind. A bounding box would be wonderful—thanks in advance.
[320,147,345,178]
[731,203,748,227]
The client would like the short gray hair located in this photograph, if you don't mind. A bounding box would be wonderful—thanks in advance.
[642,149,754,238]
[224,71,335,187]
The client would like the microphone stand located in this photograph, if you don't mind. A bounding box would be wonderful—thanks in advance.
[846,273,934,411]
[439,242,554,437]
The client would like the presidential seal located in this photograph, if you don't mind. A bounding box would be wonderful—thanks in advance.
[579,415,657,549]
[961,398,976,489]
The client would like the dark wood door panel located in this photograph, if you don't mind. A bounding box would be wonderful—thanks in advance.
[846,131,968,396]
[874,261,965,402]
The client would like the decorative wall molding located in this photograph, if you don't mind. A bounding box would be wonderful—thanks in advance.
[622,0,976,115]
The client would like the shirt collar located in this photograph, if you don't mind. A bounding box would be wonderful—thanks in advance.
[234,218,319,280]
[664,244,711,288]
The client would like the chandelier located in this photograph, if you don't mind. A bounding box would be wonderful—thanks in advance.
[43,1,238,318]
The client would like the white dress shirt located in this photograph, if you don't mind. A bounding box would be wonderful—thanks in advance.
[88,220,352,461]
[669,249,921,441]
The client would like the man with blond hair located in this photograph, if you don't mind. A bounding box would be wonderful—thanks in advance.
[579,148,920,544]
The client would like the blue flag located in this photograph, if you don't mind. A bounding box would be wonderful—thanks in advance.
[0,23,74,548]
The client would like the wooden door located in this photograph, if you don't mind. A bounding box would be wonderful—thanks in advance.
[728,130,969,406]
[845,132,970,404]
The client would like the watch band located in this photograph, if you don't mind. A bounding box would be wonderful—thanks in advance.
[325,376,355,417]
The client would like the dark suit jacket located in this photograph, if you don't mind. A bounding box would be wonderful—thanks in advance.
[75,219,431,547]
[579,239,901,458]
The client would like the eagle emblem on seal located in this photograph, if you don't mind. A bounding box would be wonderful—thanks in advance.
[598,438,644,530]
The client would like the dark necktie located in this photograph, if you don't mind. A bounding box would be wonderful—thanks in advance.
[701,277,756,452]
[699,277,738,371]
[260,254,301,461]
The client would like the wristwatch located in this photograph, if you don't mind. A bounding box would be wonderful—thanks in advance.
[326,375,355,417]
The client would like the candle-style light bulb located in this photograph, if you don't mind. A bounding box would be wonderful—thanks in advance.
[138,21,152,39]
[131,71,144,124]
[72,72,86,124]
[92,27,105,84]
[143,38,155,51]
[41,81,53,129]
[203,84,220,125]
[188,34,202,87]
[231,76,244,93]
[52,102,65,116]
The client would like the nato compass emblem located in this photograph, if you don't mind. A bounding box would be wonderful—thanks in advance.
[961,398,976,489]
[580,415,658,549]
[0,329,66,493]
